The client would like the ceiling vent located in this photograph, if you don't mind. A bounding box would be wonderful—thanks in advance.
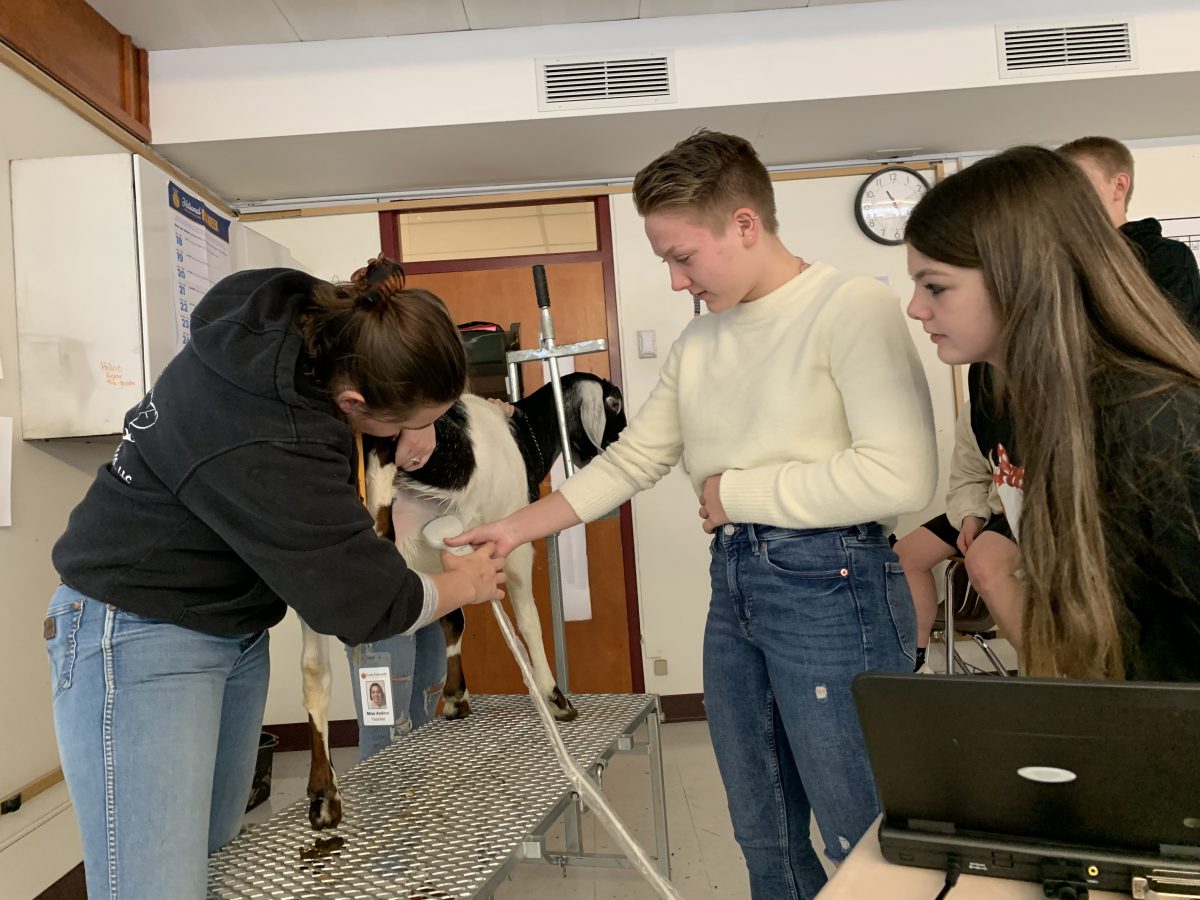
[996,20,1135,78]
[537,51,675,112]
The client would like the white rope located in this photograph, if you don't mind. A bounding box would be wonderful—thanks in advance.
[489,598,684,899]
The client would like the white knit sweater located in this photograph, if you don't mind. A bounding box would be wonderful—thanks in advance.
[559,262,938,530]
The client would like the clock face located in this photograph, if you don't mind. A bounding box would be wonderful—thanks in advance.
[856,166,930,246]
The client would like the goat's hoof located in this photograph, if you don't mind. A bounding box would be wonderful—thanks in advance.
[549,687,578,721]
[442,695,471,720]
[307,789,343,830]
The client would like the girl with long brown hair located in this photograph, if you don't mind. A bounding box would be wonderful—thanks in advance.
[905,145,1200,681]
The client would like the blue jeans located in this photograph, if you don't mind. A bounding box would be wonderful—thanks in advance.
[704,523,916,900]
[345,622,446,761]
[46,584,269,900]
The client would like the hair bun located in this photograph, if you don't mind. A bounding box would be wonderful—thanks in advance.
[349,256,406,309]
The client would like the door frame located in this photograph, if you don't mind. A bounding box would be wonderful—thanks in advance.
[379,195,645,693]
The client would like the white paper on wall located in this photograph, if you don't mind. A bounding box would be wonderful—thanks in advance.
[169,182,232,354]
[540,357,593,622]
[0,416,12,527]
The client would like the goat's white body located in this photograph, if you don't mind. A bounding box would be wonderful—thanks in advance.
[298,395,564,827]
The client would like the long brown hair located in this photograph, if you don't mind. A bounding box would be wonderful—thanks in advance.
[906,145,1200,678]
[300,256,466,419]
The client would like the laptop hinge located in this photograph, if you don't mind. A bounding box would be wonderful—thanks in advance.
[1160,844,1200,861]
[907,818,956,835]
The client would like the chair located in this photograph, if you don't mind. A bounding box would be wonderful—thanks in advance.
[934,557,1011,676]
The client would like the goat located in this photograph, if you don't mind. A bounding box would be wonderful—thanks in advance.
[300,372,626,829]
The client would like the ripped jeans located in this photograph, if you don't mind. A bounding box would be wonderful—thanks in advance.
[345,622,446,762]
[704,522,916,900]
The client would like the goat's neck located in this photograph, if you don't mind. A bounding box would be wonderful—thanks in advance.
[512,390,566,496]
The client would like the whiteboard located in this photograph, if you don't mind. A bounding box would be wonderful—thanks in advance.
[12,154,145,439]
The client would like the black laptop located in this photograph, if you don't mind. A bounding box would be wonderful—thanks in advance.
[852,674,1200,897]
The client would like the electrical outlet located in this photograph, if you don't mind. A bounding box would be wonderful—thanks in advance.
[653,658,668,676]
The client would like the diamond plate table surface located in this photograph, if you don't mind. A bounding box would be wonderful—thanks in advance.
[208,693,658,899]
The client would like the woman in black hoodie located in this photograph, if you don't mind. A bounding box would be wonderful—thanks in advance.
[46,257,505,900]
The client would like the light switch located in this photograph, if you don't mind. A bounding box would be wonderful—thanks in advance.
[653,658,669,676]
[637,330,657,359]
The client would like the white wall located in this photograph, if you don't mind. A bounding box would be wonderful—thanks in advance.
[246,213,380,284]
[0,63,126,896]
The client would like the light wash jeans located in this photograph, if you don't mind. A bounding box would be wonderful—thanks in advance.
[704,522,916,900]
[345,622,446,761]
[46,584,269,900]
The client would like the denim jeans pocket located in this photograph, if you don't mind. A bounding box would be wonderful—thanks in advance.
[45,597,86,698]
[883,561,917,662]
[760,535,848,578]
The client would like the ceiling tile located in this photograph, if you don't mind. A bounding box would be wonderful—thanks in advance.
[639,0,809,18]
[273,0,469,41]
[88,0,300,50]
[462,0,639,31]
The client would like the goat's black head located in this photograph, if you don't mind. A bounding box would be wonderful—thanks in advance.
[561,373,626,469]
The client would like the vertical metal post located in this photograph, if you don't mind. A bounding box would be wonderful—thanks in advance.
[532,265,571,693]
[648,699,671,878]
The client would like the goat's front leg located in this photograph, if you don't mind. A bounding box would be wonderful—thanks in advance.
[439,608,470,719]
[301,619,342,829]
[506,542,577,721]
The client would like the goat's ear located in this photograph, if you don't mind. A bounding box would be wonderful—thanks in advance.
[605,393,623,416]
[578,380,606,450]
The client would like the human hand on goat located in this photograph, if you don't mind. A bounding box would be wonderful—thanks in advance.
[440,543,507,605]
[446,519,522,560]
[396,424,436,472]
[448,493,582,559]
[699,474,730,534]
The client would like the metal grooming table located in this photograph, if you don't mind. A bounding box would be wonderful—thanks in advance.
[207,693,670,899]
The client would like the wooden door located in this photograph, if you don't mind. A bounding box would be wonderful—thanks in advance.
[403,261,635,694]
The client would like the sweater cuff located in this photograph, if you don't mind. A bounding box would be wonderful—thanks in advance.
[719,466,785,526]
[401,572,439,635]
[559,467,633,524]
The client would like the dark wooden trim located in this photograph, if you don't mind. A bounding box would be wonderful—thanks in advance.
[660,693,706,723]
[620,502,645,694]
[266,719,359,753]
[592,195,643,694]
[0,0,152,141]
[379,209,400,260]
[595,196,623,391]
[35,862,85,900]
[398,249,603,275]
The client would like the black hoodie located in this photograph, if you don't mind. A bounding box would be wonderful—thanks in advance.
[1120,217,1200,334]
[52,268,427,644]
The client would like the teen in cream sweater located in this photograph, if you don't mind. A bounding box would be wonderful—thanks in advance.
[558,260,936,528]
[454,131,937,900]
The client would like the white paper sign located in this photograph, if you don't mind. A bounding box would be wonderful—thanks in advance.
[0,417,12,527]
[169,182,232,354]
[540,359,593,622]
[358,666,394,726]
